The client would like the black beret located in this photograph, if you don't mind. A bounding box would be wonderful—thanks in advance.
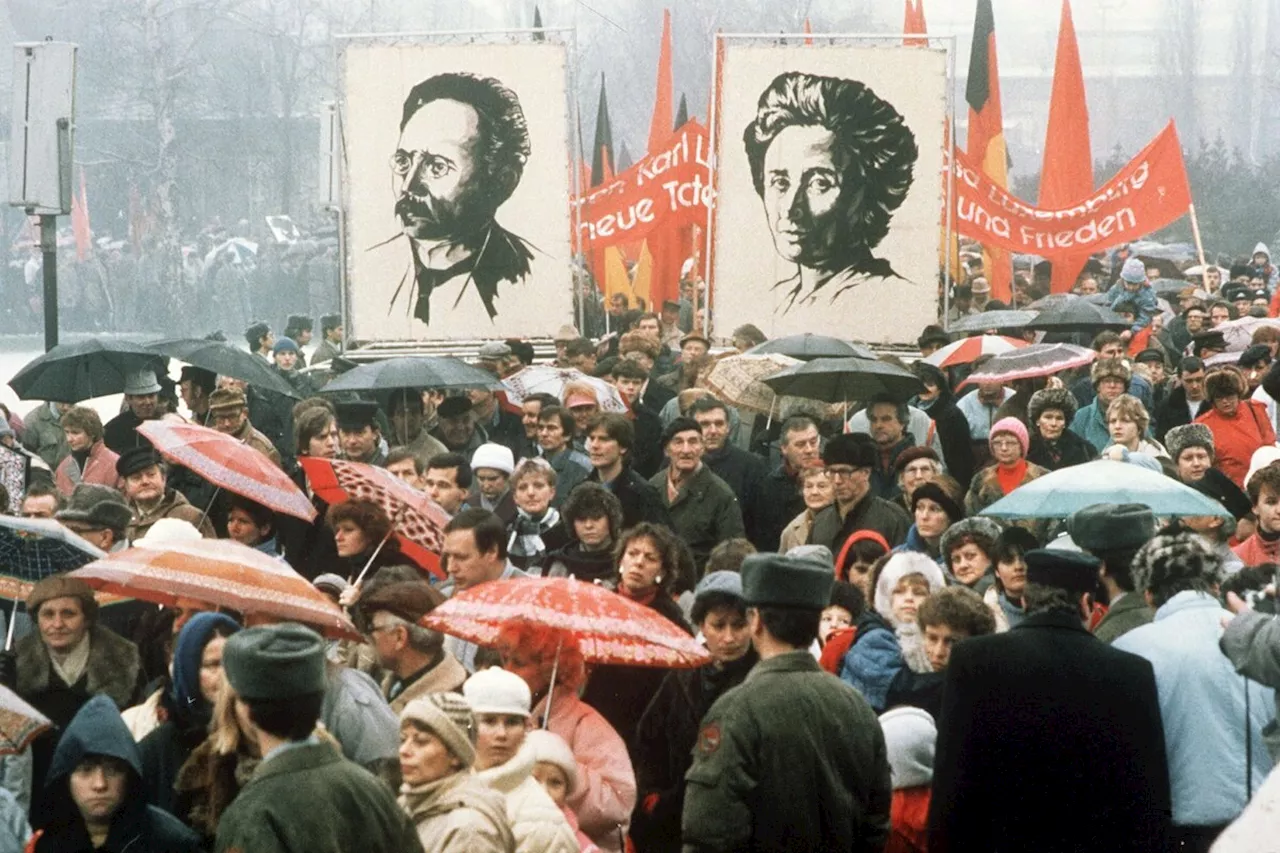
[1024,549,1100,593]
[661,417,701,448]
[116,447,163,479]
[741,552,833,609]
[335,400,380,431]
[1067,503,1155,553]
[437,396,473,419]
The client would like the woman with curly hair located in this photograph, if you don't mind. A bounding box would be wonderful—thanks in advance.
[326,497,428,582]
[582,524,693,765]
[54,406,120,496]
[939,517,1003,594]
[1026,387,1095,470]
[496,620,636,853]
[1195,365,1277,487]
[546,483,624,583]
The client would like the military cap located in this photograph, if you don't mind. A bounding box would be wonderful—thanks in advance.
[1024,549,1101,593]
[223,622,327,701]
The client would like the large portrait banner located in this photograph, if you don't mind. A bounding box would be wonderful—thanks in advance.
[712,44,947,343]
[341,42,574,341]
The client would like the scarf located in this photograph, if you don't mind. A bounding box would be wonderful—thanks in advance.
[50,632,91,687]
[996,459,1028,495]
[508,508,560,562]
[616,583,659,607]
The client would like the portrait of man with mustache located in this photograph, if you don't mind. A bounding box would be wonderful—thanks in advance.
[372,72,536,325]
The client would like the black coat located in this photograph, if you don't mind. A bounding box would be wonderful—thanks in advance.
[630,405,664,479]
[278,492,343,581]
[581,593,691,764]
[920,391,977,487]
[102,409,151,454]
[928,610,1172,853]
[701,444,767,514]
[1026,429,1097,471]
[631,650,758,853]
[136,694,208,818]
[588,463,672,531]
[748,465,805,552]
[1155,384,1209,444]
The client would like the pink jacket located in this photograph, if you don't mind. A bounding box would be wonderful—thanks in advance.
[54,441,121,497]
[533,691,636,853]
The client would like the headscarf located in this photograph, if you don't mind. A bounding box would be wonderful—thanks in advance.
[171,611,241,719]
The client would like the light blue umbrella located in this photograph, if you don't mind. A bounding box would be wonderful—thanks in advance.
[980,460,1232,519]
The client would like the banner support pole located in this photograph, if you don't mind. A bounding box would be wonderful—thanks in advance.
[1188,203,1207,270]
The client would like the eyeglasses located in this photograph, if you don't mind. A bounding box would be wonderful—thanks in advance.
[825,466,858,479]
[990,438,1022,449]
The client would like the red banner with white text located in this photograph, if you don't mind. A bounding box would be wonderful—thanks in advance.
[951,121,1191,256]
[574,120,713,251]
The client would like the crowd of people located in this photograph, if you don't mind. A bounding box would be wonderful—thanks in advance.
[3,242,1280,851]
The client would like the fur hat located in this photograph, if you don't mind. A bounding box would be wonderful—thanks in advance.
[873,553,946,623]
[939,517,1003,562]
[401,693,477,768]
[879,707,936,789]
[1090,357,1132,388]
[1205,366,1247,401]
[910,480,965,524]
[1164,423,1215,463]
[1027,387,1078,425]
[989,417,1029,456]
[1130,531,1223,599]
[822,433,876,470]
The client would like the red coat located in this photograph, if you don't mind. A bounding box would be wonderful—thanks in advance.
[53,440,121,496]
[886,786,931,853]
[1233,532,1280,567]
[1196,400,1277,488]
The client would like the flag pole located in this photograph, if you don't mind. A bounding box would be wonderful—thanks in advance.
[1188,203,1207,270]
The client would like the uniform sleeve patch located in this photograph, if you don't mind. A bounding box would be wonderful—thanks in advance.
[697,721,722,755]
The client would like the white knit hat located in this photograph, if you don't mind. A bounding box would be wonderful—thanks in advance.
[879,706,937,789]
[463,667,531,717]
[471,443,515,475]
[524,729,578,796]
[1245,446,1280,492]
[873,552,947,622]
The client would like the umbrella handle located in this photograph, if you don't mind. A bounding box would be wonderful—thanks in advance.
[351,506,405,588]
[201,485,222,529]
[542,635,563,730]
[4,599,16,652]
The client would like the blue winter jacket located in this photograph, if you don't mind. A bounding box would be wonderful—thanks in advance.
[1109,280,1159,333]
[1114,591,1275,826]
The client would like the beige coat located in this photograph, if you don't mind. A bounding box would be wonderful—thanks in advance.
[474,743,579,853]
[127,489,216,541]
[380,651,468,716]
[400,771,516,853]
[779,508,820,553]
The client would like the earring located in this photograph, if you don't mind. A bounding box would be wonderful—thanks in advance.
[656,576,663,583]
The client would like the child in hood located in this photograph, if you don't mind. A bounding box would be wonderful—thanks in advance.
[1109,257,1159,341]
[839,552,946,714]
[879,707,937,853]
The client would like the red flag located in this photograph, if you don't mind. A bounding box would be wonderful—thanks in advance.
[904,1,928,47]
[647,9,673,153]
[1039,0,1094,293]
[71,168,91,261]
[965,0,1012,302]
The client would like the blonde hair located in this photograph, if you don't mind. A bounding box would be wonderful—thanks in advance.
[1106,393,1150,436]
[209,674,253,756]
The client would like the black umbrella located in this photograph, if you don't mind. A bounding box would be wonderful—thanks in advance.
[1026,301,1129,333]
[745,334,876,361]
[147,339,301,398]
[949,310,1037,334]
[762,357,922,403]
[321,356,502,394]
[8,339,162,402]
[1151,278,1191,299]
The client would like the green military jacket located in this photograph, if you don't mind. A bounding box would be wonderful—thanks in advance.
[1093,591,1155,644]
[681,650,892,853]
[214,739,423,853]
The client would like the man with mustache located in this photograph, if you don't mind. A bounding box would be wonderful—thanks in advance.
[376,72,535,325]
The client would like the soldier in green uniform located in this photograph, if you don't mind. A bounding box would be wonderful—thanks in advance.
[213,623,423,853]
[681,552,892,852]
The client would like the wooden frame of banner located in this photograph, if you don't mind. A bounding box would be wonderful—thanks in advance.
[706,32,957,342]
[331,25,584,342]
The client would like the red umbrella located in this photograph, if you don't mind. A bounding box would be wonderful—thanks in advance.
[299,457,449,579]
[138,421,316,522]
[69,539,359,640]
[922,335,1027,369]
[421,576,711,669]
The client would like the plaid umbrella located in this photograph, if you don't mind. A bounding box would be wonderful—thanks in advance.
[421,577,710,669]
[698,353,800,414]
[299,457,449,579]
[0,685,51,755]
[0,516,105,602]
[502,366,628,413]
[138,420,316,522]
[69,539,360,640]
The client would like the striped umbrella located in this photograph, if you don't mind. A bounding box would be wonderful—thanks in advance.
[923,335,1028,368]
[69,539,359,640]
[959,343,1097,387]
[421,576,710,669]
[138,421,316,522]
